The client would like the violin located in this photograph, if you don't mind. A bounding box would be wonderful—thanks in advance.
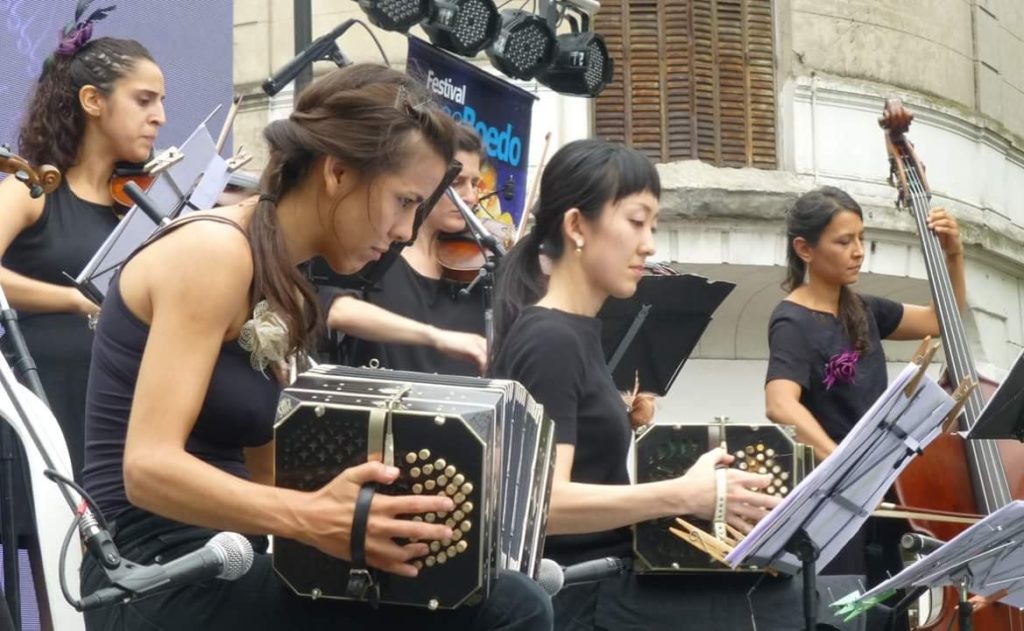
[0,145,60,198]
[435,216,513,284]
[109,158,155,209]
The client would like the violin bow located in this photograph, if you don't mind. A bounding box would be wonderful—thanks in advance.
[516,131,552,242]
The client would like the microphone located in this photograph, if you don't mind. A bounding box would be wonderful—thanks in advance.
[262,20,355,96]
[479,177,516,204]
[901,533,945,555]
[445,188,506,259]
[78,532,254,611]
[123,181,170,227]
[535,557,627,596]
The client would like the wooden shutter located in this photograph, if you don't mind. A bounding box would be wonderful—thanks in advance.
[595,0,777,169]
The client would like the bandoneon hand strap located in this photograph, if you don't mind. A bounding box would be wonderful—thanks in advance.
[346,482,379,607]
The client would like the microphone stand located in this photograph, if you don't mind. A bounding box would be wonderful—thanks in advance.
[444,188,505,350]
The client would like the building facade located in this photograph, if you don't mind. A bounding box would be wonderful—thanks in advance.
[232,1,1024,423]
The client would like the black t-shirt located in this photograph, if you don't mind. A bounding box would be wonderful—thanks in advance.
[490,306,633,566]
[766,294,904,442]
[345,256,485,377]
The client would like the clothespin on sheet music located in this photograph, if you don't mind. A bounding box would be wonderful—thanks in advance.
[225,146,253,173]
[941,377,976,433]
[669,518,778,576]
[670,517,735,568]
[903,337,939,398]
[145,146,185,176]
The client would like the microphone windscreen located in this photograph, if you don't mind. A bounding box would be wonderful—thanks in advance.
[208,532,254,580]
[535,558,564,596]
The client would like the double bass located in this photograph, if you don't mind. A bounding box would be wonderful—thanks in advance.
[880,99,1024,630]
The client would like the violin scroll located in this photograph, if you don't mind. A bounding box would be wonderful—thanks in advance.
[0,145,61,198]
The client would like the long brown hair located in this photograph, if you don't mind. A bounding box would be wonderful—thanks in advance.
[18,37,155,173]
[251,63,457,354]
[784,186,871,353]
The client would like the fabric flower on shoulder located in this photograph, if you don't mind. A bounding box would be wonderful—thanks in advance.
[238,300,289,374]
[823,349,860,391]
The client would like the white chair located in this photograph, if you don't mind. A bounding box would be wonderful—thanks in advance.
[0,373,85,631]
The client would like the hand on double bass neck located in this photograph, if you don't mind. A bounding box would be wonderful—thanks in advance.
[925,207,963,258]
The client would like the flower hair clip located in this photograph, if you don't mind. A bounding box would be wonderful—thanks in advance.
[823,349,860,391]
[238,300,290,375]
[56,0,115,58]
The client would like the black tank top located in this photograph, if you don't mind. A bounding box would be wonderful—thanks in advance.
[82,215,282,519]
[2,179,117,478]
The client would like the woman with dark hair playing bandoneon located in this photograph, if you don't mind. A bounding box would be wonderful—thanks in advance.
[488,139,874,630]
[79,64,551,630]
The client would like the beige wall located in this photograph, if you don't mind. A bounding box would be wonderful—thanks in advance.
[232,1,445,166]
[788,0,1024,141]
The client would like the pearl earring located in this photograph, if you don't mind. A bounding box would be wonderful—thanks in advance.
[575,239,584,254]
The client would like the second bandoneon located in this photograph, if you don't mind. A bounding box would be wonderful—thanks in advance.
[272,365,555,610]
[632,419,814,572]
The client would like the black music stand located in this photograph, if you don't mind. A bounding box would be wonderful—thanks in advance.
[598,268,735,396]
[726,352,963,631]
[967,348,1024,441]
[831,500,1024,631]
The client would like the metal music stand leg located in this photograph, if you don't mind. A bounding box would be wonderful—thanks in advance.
[787,529,819,631]
[958,580,973,631]
[886,585,928,631]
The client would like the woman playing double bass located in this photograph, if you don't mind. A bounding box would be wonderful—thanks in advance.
[764,185,966,579]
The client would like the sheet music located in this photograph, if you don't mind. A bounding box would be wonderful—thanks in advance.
[76,122,221,297]
[833,501,1024,617]
[726,361,956,572]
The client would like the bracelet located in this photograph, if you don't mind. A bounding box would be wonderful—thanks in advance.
[713,465,727,540]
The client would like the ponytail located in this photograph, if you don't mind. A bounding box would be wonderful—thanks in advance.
[490,139,660,362]
[492,229,547,360]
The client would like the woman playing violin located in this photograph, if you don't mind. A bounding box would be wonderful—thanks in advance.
[324,124,490,375]
[764,186,967,581]
[0,5,165,480]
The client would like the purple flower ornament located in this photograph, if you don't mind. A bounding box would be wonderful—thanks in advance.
[823,349,859,391]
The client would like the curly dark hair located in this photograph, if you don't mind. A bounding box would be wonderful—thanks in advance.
[17,37,154,173]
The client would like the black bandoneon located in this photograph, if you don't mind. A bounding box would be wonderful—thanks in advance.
[632,419,813,572]
[273,365,555,609]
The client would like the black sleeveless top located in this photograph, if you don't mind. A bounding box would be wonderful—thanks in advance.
[82,216,281,519]
[3,180,118,478]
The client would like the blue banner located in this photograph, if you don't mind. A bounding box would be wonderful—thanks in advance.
[407,37,536,227]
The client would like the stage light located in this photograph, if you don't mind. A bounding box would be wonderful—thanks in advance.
[422,0,501,57]
[357,0,433,33]
[536,31,613,97]
[485,10,557,81]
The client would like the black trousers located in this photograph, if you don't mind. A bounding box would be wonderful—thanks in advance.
[80,511,552,631]
[551,561,880,631]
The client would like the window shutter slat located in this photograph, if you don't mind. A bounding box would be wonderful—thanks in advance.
[595,0,777,168]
